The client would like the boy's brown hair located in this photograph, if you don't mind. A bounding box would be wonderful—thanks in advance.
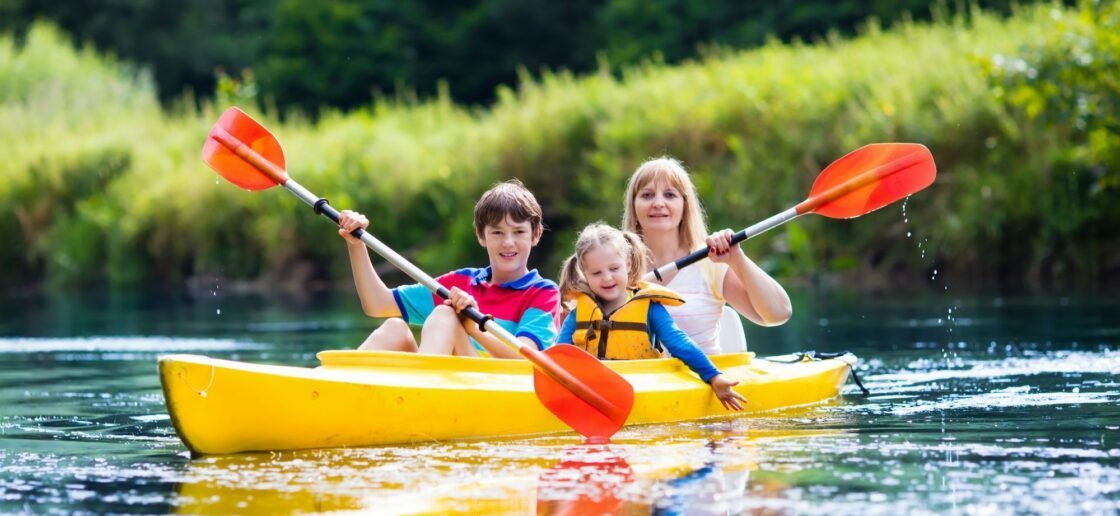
[474,179,544,236]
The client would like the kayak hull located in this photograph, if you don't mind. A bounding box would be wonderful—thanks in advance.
[159,350,855,455]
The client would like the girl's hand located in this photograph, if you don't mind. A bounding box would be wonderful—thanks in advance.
[444,287,479,315]
[706,229,745,264]
[709,374,746,411]
[338,210,369,244]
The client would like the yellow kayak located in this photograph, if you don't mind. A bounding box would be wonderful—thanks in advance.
[159,350,855,455]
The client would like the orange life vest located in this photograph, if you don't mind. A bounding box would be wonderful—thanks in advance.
[571,281,685,360]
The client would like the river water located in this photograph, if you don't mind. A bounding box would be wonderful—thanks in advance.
[0,287,1117,514]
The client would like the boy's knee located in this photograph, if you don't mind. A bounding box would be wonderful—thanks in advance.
[380,317,410,332]
[427,305,461,325]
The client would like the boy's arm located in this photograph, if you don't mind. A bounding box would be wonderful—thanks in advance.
[338,210,400,318]
[345,241,401,318]
[648,303,721,382]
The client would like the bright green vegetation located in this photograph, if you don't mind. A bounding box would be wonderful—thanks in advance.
[1,3,1116,289]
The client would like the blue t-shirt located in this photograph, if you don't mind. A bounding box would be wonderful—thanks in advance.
[558,303,720,382]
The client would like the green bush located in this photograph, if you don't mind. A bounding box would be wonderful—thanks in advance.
[1,5,1117,290]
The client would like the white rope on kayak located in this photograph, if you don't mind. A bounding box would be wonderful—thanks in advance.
[177,359,216,398]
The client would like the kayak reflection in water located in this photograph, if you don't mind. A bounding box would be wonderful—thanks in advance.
[536,444,643,515]
[652,440,749,516]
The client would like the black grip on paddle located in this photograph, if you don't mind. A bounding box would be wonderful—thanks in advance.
[672,229,750,270]
[436,286,493,331]
[315,198,365,240]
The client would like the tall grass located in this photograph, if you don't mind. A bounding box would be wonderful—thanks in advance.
[1,3,1115,290]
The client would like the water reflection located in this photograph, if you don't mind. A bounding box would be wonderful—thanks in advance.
[173,424,836,514]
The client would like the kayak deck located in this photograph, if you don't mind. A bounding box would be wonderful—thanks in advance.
[159,350,855,455]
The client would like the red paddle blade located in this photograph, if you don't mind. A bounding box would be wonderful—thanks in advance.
[202,107,288,190]
[801,143,936,219]
[533,346,635,440]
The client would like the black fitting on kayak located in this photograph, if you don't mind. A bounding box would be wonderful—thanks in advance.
[845,365,870,396]
[770,351,870,396]
[313,198,330,215]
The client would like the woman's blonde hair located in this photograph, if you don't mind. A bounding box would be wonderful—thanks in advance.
[621,156,708,253]
[558,223,650,301]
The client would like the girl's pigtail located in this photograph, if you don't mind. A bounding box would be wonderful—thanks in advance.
[557,254,585,320]
[622,231,650,288]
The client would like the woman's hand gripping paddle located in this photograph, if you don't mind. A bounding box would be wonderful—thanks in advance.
[644,143,937,281]
[202,107,634,441]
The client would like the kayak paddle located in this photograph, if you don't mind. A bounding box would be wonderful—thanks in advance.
[644,143,937,282]
[202,107,634,441]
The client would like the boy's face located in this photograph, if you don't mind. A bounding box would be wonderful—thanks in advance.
[477,216,541,281]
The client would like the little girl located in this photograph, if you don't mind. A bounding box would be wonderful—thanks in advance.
[557,223,746,411]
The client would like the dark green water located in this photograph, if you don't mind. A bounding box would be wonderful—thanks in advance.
[0,287,1117,514]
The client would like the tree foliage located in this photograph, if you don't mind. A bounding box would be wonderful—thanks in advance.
[8,0,1036,111]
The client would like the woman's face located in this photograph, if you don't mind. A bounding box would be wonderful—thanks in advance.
[633,180,684,235]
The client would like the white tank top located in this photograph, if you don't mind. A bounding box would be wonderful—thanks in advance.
[664,262,728,355]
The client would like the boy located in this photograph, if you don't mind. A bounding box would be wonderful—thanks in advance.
[337,179,560,358]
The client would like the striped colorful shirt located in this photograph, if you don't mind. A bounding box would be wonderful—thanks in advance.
[392,267,561,356]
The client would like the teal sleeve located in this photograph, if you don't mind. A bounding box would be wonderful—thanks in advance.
[557,311,577,344]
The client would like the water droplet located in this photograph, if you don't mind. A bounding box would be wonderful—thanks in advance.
[216,309,221,315]
[907,231,911,237]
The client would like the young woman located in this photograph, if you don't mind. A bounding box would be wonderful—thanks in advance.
[622,157,792,355]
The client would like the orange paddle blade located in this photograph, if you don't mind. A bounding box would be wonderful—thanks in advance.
[202,107,288,190]
[801,143,936,219]
[533,345,635,440]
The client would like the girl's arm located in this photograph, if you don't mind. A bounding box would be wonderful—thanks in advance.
[555,311,577,345]
[647,303,720,381]
[339,210,401,318]
[649,303,745,411]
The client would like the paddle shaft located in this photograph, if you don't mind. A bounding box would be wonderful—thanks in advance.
[210,126,623,419]
[643,151,923,282]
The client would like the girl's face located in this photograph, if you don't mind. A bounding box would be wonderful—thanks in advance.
[633,180,684,235]
[579,245,630,309]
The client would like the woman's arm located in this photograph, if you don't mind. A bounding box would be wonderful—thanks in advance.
[706,229,792,326]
